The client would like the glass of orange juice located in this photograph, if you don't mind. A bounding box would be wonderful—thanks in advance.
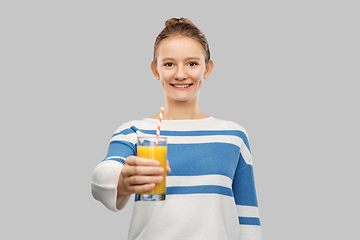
[136,136,167,201]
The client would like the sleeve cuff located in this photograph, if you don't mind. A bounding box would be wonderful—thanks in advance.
[91,160,131,212]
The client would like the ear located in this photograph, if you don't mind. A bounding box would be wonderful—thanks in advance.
[204,60,214,79]
[151,61,160,80]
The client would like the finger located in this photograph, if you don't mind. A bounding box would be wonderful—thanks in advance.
[125,156,161,167]
[124,174,164,194]
[126,175,164,186]
[121,165,164,178]
[166,159,171,174]
[127,183,156,194]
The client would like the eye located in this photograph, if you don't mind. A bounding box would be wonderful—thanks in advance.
[164,62,174,67]
[188,62,198,67]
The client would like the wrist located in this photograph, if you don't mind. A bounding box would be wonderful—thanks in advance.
[117,176,130,198]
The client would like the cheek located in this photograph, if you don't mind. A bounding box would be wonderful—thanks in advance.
[159,70,173,82]
[159,73,172,89]
[192,71,205,83]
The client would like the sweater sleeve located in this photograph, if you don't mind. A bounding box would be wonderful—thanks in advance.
[232,135,262,240]
[91,160,130,211]
[91,123,137,212]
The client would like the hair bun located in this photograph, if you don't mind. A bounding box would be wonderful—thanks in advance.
[165,17,194,27]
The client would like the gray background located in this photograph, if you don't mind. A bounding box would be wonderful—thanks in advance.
[1,0,359,239]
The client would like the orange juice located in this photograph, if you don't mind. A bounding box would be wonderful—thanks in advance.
[137,146,167,195]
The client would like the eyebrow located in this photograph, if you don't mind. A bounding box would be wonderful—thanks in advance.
[160,57,201,62]
[185,57,201,61]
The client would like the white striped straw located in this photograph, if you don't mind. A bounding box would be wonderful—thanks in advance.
[155,107,164,147]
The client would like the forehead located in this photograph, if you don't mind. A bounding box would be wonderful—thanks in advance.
[156,36,205,61]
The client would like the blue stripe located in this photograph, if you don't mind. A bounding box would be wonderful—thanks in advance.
[112,126,139,138]
[112,127,250,152]
[166,185,233,197]
[238,217,261,226]
[103,140,136,162]
[134,186,232,202]
[232,164,258,207]
[104,141,243,179]
[167,143,240,179]
[138,129,246,137]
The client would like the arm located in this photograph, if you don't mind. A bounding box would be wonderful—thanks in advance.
[91,123,171,211]
[91,124,137,212]
[232,137,262,239]
[91,154,168,212]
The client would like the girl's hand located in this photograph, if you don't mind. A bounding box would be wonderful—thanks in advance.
[117,156,171,197]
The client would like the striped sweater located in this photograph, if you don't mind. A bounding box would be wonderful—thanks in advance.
[91,117,262,240]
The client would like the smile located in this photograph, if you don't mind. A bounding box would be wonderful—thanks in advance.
[170,84,193,89]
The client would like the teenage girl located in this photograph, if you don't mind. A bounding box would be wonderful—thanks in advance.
[92,18,262,240]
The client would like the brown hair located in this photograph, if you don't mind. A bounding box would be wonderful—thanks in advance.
[153,18,211,64]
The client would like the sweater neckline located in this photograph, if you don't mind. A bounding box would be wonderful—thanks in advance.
[144,117,214,123]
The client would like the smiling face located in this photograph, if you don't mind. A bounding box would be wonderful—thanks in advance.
[151,36,213,103]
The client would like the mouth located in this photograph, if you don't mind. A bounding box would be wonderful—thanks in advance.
[170,83,193,89]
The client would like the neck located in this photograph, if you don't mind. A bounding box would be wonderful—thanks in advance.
[153,95,208,120]
[164,105,207,120]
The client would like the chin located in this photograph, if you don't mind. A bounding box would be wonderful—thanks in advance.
[173,94,199,102]
[164,88,200,103]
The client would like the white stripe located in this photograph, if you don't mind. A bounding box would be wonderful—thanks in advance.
[167,135,243,147]
[111,133,137,142]
[105,156,125,162]
[142,117,247,133]
[239,225,262,239]
[113,118,248,135]
[132,194,240,239]
[167,174,232,188]
[237,205,260,218]
[240,145,252,165]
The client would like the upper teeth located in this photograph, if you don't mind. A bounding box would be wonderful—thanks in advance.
[174,84,190,88]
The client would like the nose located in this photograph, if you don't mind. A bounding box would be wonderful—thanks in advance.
[174,66,187,80]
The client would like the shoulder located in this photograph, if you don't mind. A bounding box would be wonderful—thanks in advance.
[211,118,249,135]
[211,118,252,152]
[113,118,155,134]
